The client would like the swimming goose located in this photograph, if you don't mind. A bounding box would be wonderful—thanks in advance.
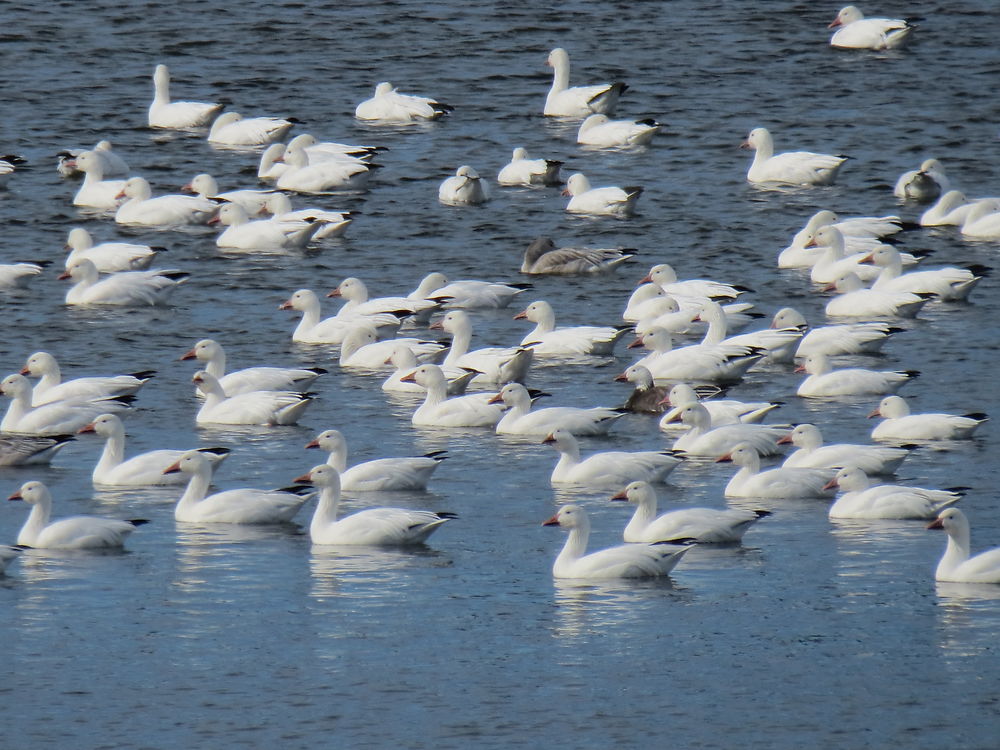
[182,173,277,215]
[826,467,963,520]
[860,246,986,301]
[181,339,325,396]
[779,423,911,475]
[284,133,383,162]
[577,114,660,147]
[806,226,887,284]
[796,352,918,397]
[276,143,376,193]
[514,300,629,356]
[436,310,533,384]
[410,272,530,310]
[0,434,74,466]
[298,464,454,545]
[262,193,353,240]
[894,159,948,202]
[59,258,189,306]
[641,263,750,301]
[492,383,622,436]
[695,299,802,362]
[21,351,152,406]
[927,509,1000,584]
[828,5,914,50]
[543,428,683,486]
[770,307,900,357]
[381,345,477,396]
[355,81,453,123]
[69,150,128,209]
[563,173,642,217]
[330,276,439,319]
[544,48,627,118]
[401,364,505,428]
[57,140,129,178]
[612,481,768,544]
[64,227,161,272]
[520,237,637,275]
[959,200,1000,239]
[439,166,490,205]
[778,209,910,268]
[497,147,562,186]
[148,64,223,128]
[211,202,322,250]
[0,154,26,182]
[207,111,295,146]
[0,262,46,289]
[741,127,846,186]
[1,374,132,435]
[305,429,446,491]
[628,328,765,384]
[115,177,218,226]
[9,480,147,549]
[869,396,988,442]
[339,327,447,370]
[919,191,988,227]
[718,443,835,499]
[280,289,402,344]
[659,384,781,431]
[667,403,786,456]
[192,371,313,426]
[824,272,934,319]
[614,364,669,414]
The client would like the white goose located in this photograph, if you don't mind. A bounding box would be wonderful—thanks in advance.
[492,383,622,436]
[437,310,533,384]
[894,159,949,202]
[284,132,382,162]
[779,423,911,475]
[147,64,223,128]
[211,203,322,250]
[628,328,765,384]
[381,345,476,396]
[65,227,161,272]
[778,209,908,269]
[355,81,453,123]
[305,429,446,491]
[577,114,660,147]
[741,127,846,186]
[659,385,781,431]
[641,263,749,301]
[79,413,229,487]
[796,352,918,397]
[807,226,884,284]
[181,339,325,396]
[165,450,312,524]
[927,509,1000,584]
[869,396,988,442]
[280,289,402,345]
[960,200,1000,239]
[263,193,353,240]
[824,271,933,319]
[275,143,376,193]
[9,480,147,549]
[496,148,562,186]
[58,140,129,178]
[718,443,835,499]
[299,464,454,545]
[21,351,153,406]
[543,504,692,580]
[70,150,128,209]
[339,327,446,370]
[207,111,295,146]
[828,5,914,50]
[402,364,505,428]
[0,154,24,182]
[182,173,277,215]
[696,299,802,363]
[520,237,636,275]
[410,272,529,310]
[861,245,986,301]
[770,307,900,357]
[614,364,669,414]
[612,481,769,544]
[192,371,312,426]
[1,373,132,435]
[826,467,963,520]
[59,258,188,306]
[514,300,629,356]
[563,173,642,217]
[115,177,218,226]
[543,428,683,486]
[331,277,439,319]
[0,434,74,466]
[543,48,627,118]
[668,403,786,457]
[438,166,490,205]
[920,191,988,227]
[0,262,46,289]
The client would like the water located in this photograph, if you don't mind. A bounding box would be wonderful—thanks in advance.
[2,1,999,747]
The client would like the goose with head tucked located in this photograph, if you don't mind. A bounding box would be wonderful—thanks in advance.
[305,429,446,492]
[612,481,769,544]
[577,114,660,148]
[182,173,277,215]
[439,166,490,205]
[514,300,630,356]
[207,111,295,146]
[115,177,218,226]
[543,504,692,579]
[280,289,403,345]
[718,443,835,499]
[21,351,152,406]
[9,480,147,549]
[401,364,505,428]
[659,383,781,431]
[823,271,934,319]
[563,172,642,217]
[78,413,229,487]
[69,150,128,209]
[520,236,637,275]
[355,81,453,123]
[181,339,325,396]
[826,466,963,520]
[779,423,911,475]
[492,383,623,437]
[869,395,988,442]
[828,5,914,50]
[148,64,223,128]
[410,272,530,310]
[64,227,161,272]
[927,509,1000,584]
[1,373,132,435]
[497,148,562,186]
[0,434,74,466]
[192,371,313,426]
[894,159,948,202]
[59,258,188,306]
[665,402,786,456]
[211,202,322,250]
[741,127,846,186]
[0,262,46,289]
[165,450,312,524]
[860,245,986,301]
[262,193,353,240]
[298,464,454,545]
[542,428,683,487]
[770,307,900,357]
[276,142,376,193]
[436,310,533,385]
[544,47,627,118]
[381,345,477,396]
[796,352,918,397]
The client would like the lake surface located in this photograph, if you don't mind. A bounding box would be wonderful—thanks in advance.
[2,1,999,748]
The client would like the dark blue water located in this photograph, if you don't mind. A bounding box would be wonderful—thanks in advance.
[2,1,999,748]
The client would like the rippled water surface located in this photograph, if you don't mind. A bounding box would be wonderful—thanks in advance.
[2,1,999,748]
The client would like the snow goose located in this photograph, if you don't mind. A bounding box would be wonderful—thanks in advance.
[1,373,132,435]
[9,481,147,549]
[894,159,949,202]
[641,263,750,301]
[57,140,129,178]
[796,353,918,397]
[59,258,188,306]
[148,64,223,128]
[628,293,698,334]
[514,300,629,356]
[207,111,295,146]
[828,5,914,50]
[211,202,322,251]
[612,481,768,544]
[181,339,325,396]
[492,383,622,436]
[959,199,1000,239]
[182,173,277,215]
[779,423,911,475]
[298,464,453,545]
[614,365,669,414]
[861,245,986,301]
[330,276,439,319]
[927,509,1000,584]
[544,504,692,579]
[0,262,46,289]
[497,148,562,186]
[920,191,985,227]
[741,127,846,186]
[64,227,161,272]
[869,396,988,442]
[280,289,402,345]
[192,371,312,426]
[285,133,383,162]
[339,326,446,370]
[0,154,26,182]
[0,434,74,466]
[577,114,660,147]
[115,177,217,226]
[521,237,636,275]
[262,193,352,240]
[543,428,683,486]
[717,443,835,499]
[410,272,530,310]
[381,345,476,396]
[660,384,781,430]
[439,166,489,205]
[0,546,21,574]
[276,143,376,193]
[779,209,909,268]
[401,364,505,428]
[436,310,533,384]
[806,226,883,284]
[563,173,642,217]
[78,413,228,487]
[666,403,786,456]
[770,307,900,357]
[355,81,453,123]
[165,450,312,524]
[628,328,765,384]
[696,299,802,363]
[256,140,371,183]
[69,150,128,209]
[305,429,446,491]
[826,467,963,520]
[544,48,627,118]
[21,351,152,406]
[824,272,933,319]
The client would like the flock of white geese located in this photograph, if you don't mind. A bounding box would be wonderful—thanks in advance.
[2,6,1000,585]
